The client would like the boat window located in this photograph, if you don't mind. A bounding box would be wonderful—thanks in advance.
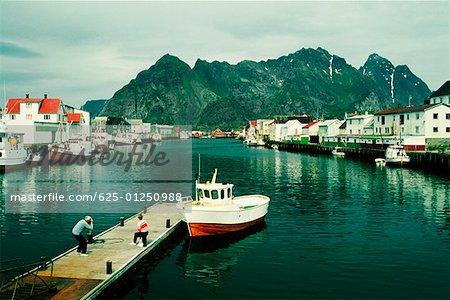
[227,188,231,197]
[204,190,210,198]
[220,189,225,199]
[212,190,219,199]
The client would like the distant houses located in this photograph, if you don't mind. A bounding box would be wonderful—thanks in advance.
[3,94,90,145]
[256,80,450,151]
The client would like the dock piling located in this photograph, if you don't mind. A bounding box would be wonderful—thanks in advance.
[106,261,113,274]
[120,217,125,226]
[40,256,47,270]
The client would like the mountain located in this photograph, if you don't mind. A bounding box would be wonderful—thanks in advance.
[81,99,109,119]
[101,48,431,129]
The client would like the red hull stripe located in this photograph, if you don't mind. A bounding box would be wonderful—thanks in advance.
[188,216,265,237]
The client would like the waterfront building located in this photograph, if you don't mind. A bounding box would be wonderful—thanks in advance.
[318,119,343,144]
[374,103,450,150]
[268,122,285,142]
[302,120,321,144]
[4,94,90,145]
[256,119,274,140]
[428,81,449,105]
[279,119,304,141]
[344,112,374,136]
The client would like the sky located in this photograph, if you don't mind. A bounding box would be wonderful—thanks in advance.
[0,1,448,108]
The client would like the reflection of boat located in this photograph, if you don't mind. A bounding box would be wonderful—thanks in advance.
[385,144,410,166]
[176,224,266,287]
[331,146,345,157]
[180,169,270,237]
[0,122,27,169]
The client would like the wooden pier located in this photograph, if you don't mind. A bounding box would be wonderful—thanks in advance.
[0,203,183,300]
[267,141,450,177]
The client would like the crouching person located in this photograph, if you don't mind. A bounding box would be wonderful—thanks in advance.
[130,214,149,247]
[72,216,93,256]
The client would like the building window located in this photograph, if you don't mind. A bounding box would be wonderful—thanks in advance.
[381,116,385,125]
[446,127,450,133]
[10,115,15,120]
[416,113,420,120]
[44,114,51,120]
[377,116,380,122]
[406,114,409,120]
[26,103,32,108]
[358,129,361,134]
[401,127,404,133]
[349,129,352,134]
[400,115,404,125]
[433,113,438,119]
[349,120,352,125]
[415,126,419,134]
[26,114,32,120]
[385,128,389,134]
[446,113,450,120]
[433,127,438,133]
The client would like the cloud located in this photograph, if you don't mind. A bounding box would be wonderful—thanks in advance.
[0,41,41,58]
[0,1,448,107]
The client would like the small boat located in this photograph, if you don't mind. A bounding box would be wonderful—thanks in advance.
[374,158,386,166]
[244,138,265,147]
[331,146,345,157]
[49,137,93,163]
[180,169,270,238]
[27,152,44,164]
[0,123,27,169]
[271,144,279,150]
[385,144,410,166]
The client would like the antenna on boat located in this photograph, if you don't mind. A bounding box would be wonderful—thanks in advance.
[211,168,218,184]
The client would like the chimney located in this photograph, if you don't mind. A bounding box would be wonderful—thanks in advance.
[26,94,29,98]
[44,94,47,99]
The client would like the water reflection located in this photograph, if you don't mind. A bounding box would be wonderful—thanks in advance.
[176,223,267,287]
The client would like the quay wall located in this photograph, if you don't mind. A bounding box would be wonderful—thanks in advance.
[267,141,450,177]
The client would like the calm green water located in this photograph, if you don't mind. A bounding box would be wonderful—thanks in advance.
[1,139,449,299]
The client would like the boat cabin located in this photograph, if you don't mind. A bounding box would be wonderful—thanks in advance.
[196,182,234,205]
[195,169,234,205]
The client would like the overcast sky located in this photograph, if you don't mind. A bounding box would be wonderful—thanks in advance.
[0,1,448,108]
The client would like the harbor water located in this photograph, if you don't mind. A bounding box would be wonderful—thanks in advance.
[1,139,449,299]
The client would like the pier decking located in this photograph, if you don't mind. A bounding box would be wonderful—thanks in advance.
[1,203,183,300]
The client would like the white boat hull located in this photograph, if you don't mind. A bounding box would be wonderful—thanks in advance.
[184,195,270,237]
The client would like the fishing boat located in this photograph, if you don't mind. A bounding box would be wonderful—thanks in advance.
[0,122,27,169]
[331,146,345,157]
[49,137,93,162]
[385,144,410,166]
[180,169,270,238]
[243,137,265,147]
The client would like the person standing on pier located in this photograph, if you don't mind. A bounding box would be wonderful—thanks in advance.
[130,214,149,247]
[72,216,94,256]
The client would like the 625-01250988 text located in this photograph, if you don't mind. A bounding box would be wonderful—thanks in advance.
[9,192,183,202]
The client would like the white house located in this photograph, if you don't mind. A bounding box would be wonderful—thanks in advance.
[256,119,274,139]
[318,119,343,143]
[269,123,285,142]
[280,119,303,141]
[4,94,90,145]
[301,120,321,136]
[374,103,450,149]
[428,81,449,105]
[345,113,374,136]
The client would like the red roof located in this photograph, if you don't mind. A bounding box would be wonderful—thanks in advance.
[5,98,61,114]
[39,99,60,114]
[66,113,82,123]
[302,120,320,129]
[250,120,257,127]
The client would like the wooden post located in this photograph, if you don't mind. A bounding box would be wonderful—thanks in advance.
[106,261,112,274]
